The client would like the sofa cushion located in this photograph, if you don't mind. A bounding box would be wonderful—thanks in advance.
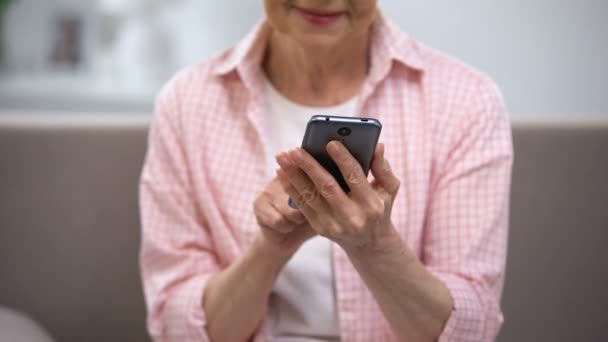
[0,116,150,342]
[0,307,54,342]
[501,122,608,342]
[0,116,607,342]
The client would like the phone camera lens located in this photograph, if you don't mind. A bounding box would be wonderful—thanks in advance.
[338,127,352,136]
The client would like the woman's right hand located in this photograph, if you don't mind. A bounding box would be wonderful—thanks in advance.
[254,176,316,256]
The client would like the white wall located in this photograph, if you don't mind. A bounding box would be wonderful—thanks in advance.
[382,0,608,119]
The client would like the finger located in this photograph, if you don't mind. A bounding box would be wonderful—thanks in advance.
[271,175,307,225]
[288,148,352,205]
[276,152,328,213]
[276,167,324,227]
[326,141,373,199]
[253,194,295,234]
[370,143,400,196]
[294,225,317,242]
[275,202,307,225]
[277,168,344,239]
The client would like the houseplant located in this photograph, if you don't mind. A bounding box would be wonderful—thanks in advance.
[0,0,12,66]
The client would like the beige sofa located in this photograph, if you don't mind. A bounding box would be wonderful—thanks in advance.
[0,115,607,342]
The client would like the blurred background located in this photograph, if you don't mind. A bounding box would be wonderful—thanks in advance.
[0,0,606,118]
[0,1,607,342]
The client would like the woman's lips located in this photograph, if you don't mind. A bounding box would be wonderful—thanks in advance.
[294,7,345,26]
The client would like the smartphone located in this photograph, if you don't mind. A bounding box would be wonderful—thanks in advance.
[288,115,382,208]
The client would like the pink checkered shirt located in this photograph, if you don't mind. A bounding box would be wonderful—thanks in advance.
[139,12,513,342]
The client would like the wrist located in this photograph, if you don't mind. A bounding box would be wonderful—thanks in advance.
[343,225,414,263]
[252,233,296,268]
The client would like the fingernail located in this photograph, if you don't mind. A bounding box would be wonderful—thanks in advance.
[276,153,287,166]
[291,148,304,162]
[328,140,340,153]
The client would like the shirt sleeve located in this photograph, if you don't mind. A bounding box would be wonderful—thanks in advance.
[139,84,219,342]
[424,80,513,341]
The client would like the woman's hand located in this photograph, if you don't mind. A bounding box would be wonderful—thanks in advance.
[253,176,317,256]
[275,142,401,253]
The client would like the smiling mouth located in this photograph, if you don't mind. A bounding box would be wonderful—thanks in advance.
[293,6,346,26]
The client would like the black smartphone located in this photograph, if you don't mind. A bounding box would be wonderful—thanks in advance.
[289,115,382,208]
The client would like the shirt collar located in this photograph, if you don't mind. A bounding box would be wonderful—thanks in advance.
[212,19,270,77]
[369,11,427,72]
[212,10,426,80]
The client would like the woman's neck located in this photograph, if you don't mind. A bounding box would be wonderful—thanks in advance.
[263,30,370,107]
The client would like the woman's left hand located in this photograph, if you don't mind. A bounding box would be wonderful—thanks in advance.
[275,141,401,252]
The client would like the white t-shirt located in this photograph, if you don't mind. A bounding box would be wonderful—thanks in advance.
[263,78,358,342]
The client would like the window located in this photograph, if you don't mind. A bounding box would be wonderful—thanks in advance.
[0,0,263,113]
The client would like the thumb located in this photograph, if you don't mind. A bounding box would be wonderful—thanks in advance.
[370,143,400,196]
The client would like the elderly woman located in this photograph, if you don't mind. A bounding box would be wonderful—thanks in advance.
[139,1,513,341]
